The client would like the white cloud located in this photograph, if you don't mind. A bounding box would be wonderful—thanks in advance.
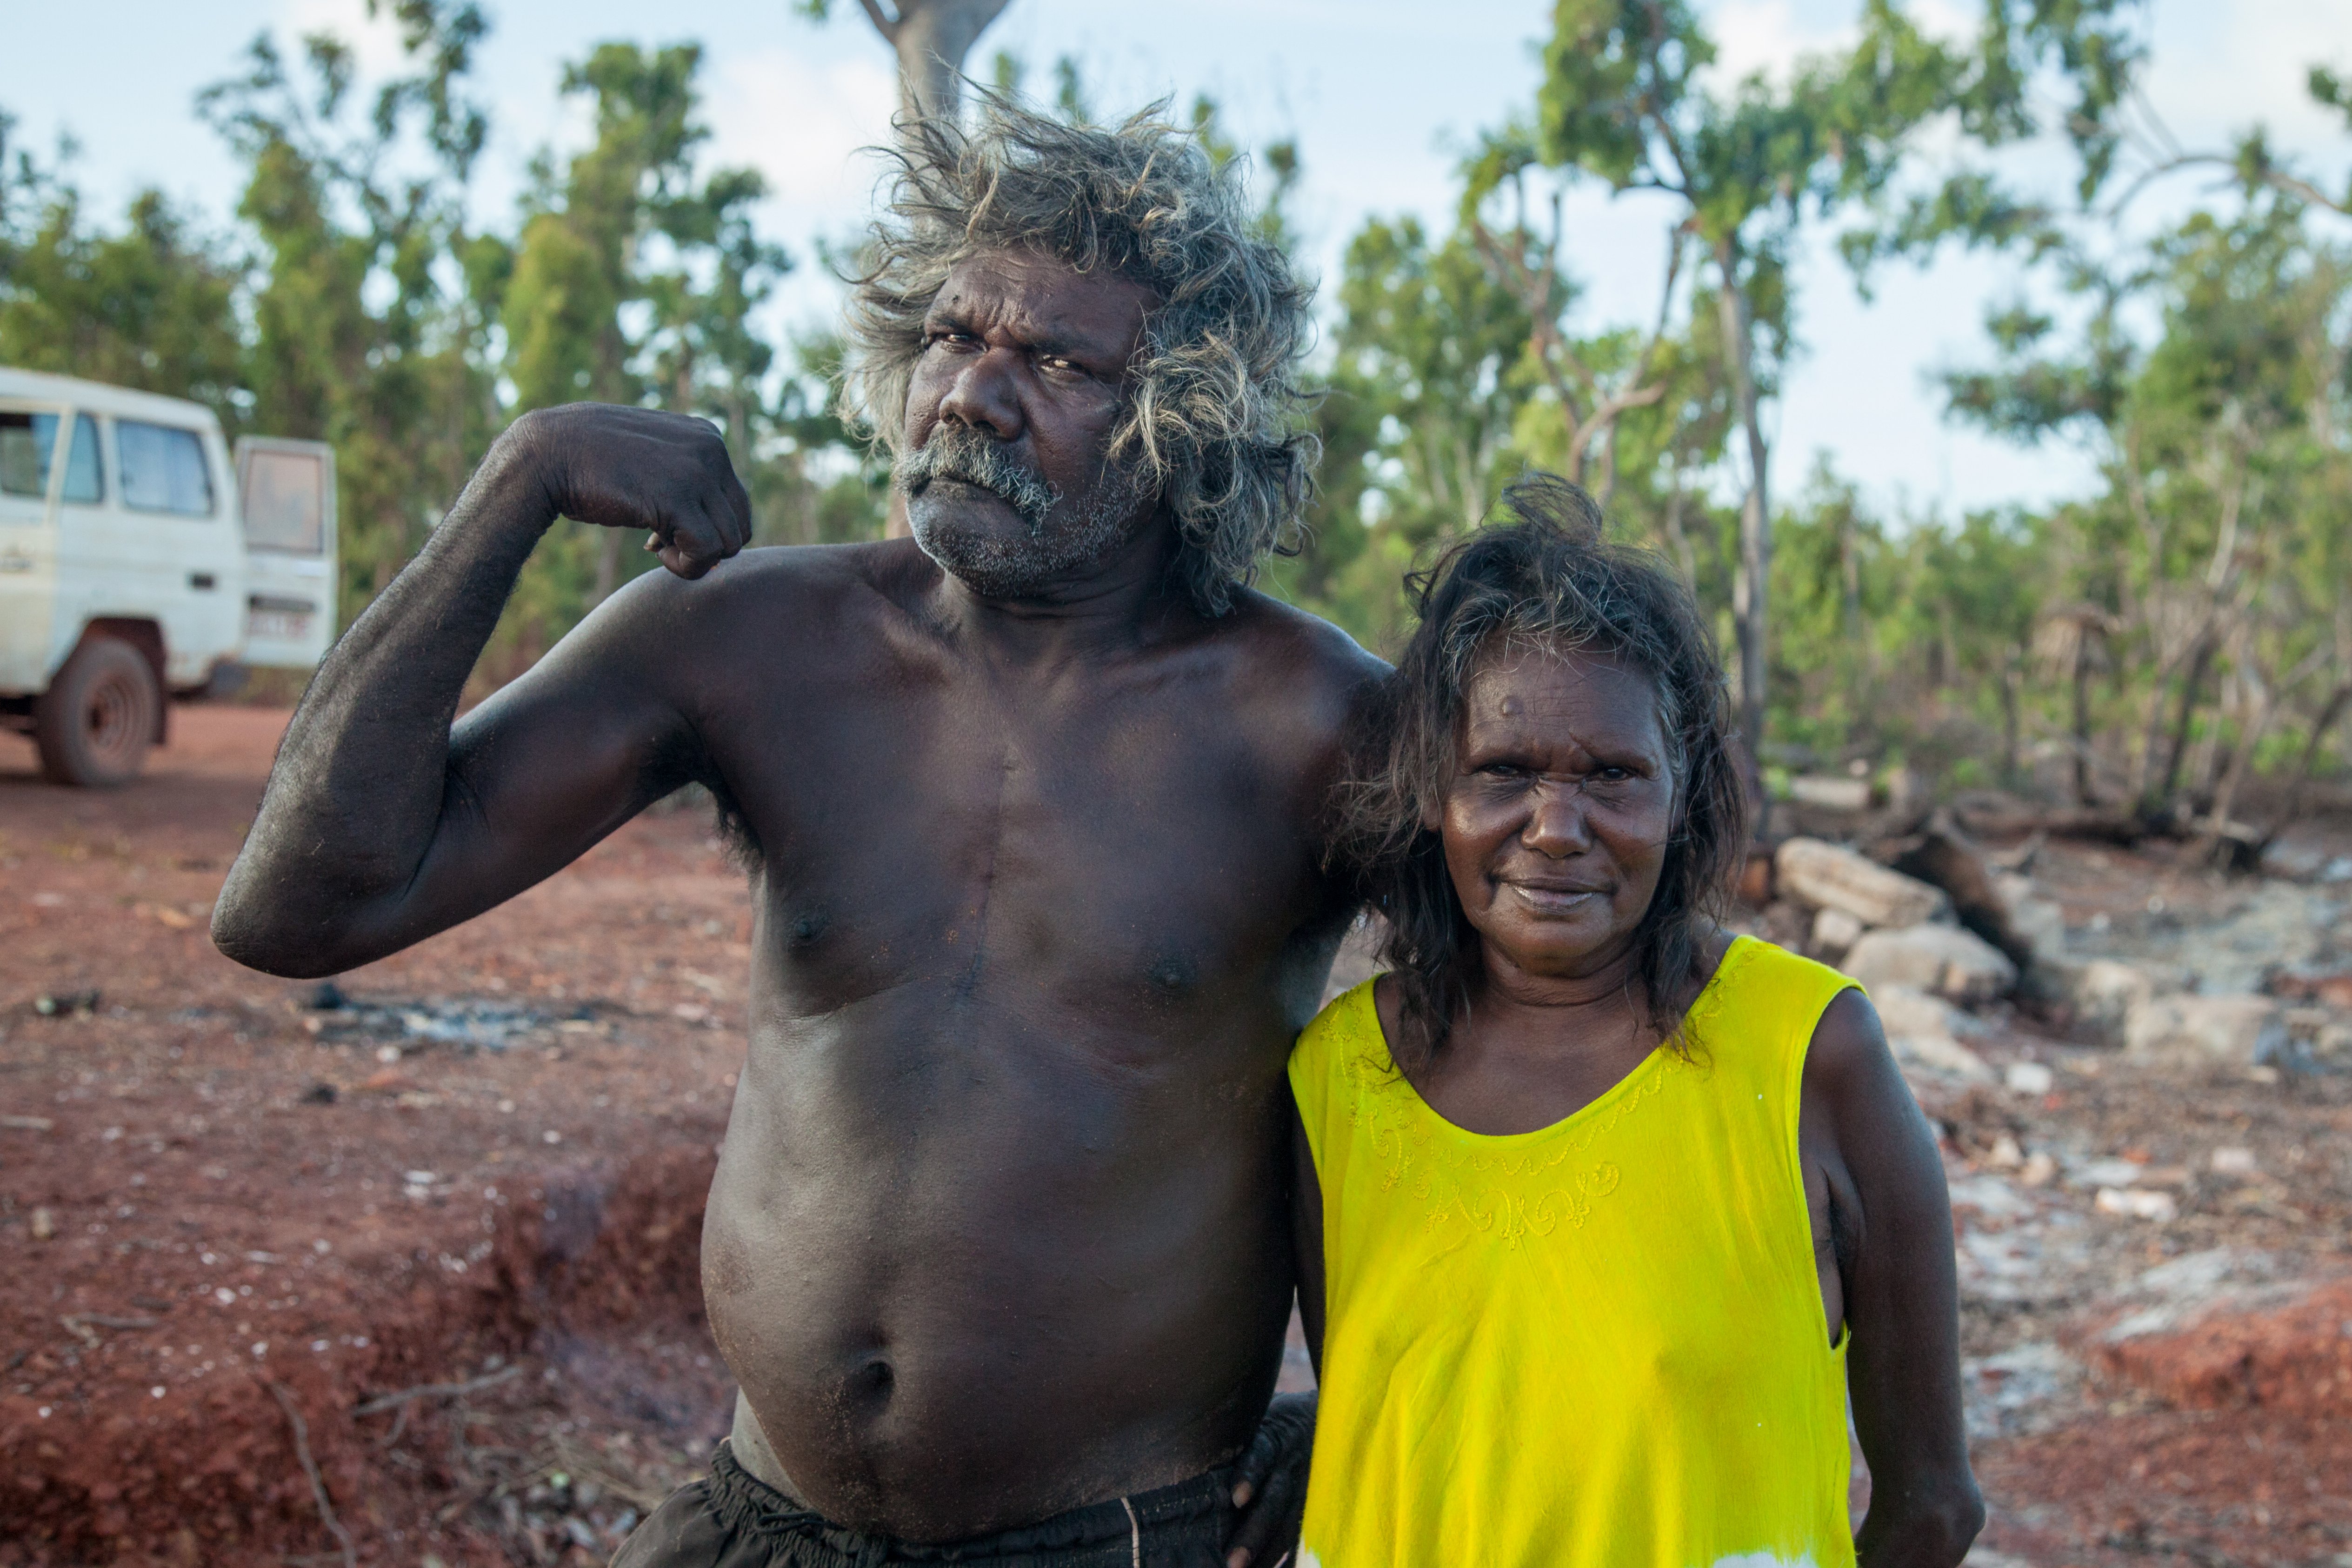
[701,44,900,238]
[1702,0,1852,90]
[273,0,411,81]
[2137,0,2352,154]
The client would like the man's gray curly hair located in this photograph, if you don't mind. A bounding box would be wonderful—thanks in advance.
[843,94,1319,616]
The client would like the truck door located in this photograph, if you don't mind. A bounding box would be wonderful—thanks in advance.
[109,414,240,687]
[233,437,338,669]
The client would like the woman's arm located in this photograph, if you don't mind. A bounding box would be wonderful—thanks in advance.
[1802,991,1986,1568]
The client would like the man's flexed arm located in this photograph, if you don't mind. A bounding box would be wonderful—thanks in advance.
[213,404,751,978]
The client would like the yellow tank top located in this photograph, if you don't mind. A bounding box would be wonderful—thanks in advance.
[1289,936,1858,1568]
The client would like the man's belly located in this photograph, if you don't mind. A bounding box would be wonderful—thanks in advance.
[697,996,1296,1541]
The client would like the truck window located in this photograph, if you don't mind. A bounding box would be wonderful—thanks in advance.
[60,414,103,503]
[242,448,326,553]
[119,420,215,515]
[1,410,56,498]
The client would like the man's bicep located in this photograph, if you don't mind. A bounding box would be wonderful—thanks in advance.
[365,594,703,949]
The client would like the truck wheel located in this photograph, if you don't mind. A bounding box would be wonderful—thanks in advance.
[34,636,160,787]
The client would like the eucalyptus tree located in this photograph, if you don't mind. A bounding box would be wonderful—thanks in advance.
[502,40,800,648]
[1944,196,2352,834]
[1526,0,2144,758]
[0,123,245,417]
[195,0,501,615]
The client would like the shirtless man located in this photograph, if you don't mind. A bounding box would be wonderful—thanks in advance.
[212,100,1373,1567]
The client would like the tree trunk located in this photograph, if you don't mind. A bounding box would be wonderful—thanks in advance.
[2264,679,2352,846]
[2201,678,2277,847]
[2149,632,2216,817]
[861,0,1012,123]
[1712,237,1772,770]
[1999,652,2022,786]
[2071,651,2096,805]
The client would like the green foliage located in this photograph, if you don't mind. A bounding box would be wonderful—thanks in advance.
[1270,0,2346,809]
[0,132,245,413]
[3,5,885,694]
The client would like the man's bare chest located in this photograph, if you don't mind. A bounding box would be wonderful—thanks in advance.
[705,673,1326,1009]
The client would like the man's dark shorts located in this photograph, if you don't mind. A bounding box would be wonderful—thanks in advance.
[610,1441,1235,1568]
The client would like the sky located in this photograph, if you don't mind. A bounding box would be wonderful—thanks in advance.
[7,0,2351,522]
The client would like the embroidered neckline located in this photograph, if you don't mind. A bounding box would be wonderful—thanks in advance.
[1332,936,1759,1248]
[1360,934,1756,1149]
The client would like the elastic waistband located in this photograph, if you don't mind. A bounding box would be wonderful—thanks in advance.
[705,1440,1231,1562]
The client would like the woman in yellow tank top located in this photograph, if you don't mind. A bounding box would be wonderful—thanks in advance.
[1288,477,1981,1568]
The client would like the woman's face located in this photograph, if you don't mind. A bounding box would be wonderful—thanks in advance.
[1436,646,1679,984]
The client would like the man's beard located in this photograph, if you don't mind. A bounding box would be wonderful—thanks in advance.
[895,425,1153,599]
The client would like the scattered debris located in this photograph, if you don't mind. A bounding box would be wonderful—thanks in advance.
[33,989,100,1017]
[300,992,575,1053]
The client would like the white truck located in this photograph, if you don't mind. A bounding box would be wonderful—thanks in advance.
[0,367,337,785]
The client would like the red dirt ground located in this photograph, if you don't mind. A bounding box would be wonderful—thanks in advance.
[7,708,2352,1566]
[3,708,746,1565]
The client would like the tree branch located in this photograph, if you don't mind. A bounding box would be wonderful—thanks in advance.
[856,0,901,44]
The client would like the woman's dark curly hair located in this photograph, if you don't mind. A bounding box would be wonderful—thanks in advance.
[1329,474,1749,1068]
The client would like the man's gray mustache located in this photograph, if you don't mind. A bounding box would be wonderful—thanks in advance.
[895,430,1060,531]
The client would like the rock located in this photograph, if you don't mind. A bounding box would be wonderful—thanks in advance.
[1871,982,1974,1040]
[1885,814,2042,965]
[2095,1187,2179,1222]
[1774,837,1949,929]
[2259,827,2352,884]
[30,1206,57,1241]
[1890,1031,1996,1082]
[1871,984,1995,1082]
[1809,906,1864,962]
[1320,915,1384,1006]
[2124,994,2287,1067]
[1991,871,2068,958]
[1845,924,2019,1004]
[2032,956,2155,1044]
[1788,774,1872,811]
[2004,1061,2055,1095]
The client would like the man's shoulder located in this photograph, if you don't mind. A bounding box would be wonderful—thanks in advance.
[1211,587,1388,720]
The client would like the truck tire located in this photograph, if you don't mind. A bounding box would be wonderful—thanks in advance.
[34,636,160,787]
